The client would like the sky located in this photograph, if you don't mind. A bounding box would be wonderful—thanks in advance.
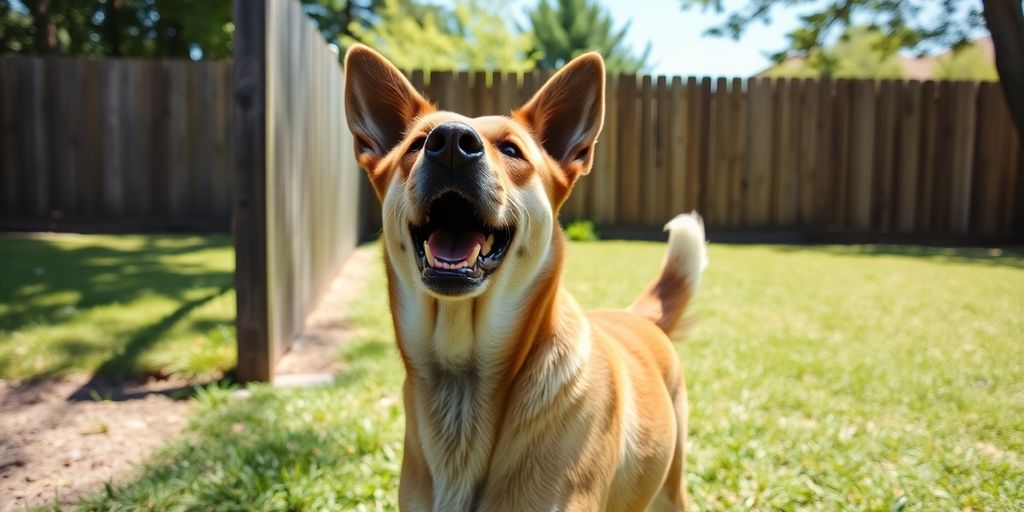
[476,0,804,76]
[597,0,802,76]
[438,0,988,77]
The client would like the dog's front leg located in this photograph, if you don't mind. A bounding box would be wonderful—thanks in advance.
[399,381,433,511]
[474,484,605,512]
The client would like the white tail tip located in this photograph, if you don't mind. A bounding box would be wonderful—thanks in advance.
[663,212,708,284]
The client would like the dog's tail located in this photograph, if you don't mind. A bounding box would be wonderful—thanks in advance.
[630,212,708,337]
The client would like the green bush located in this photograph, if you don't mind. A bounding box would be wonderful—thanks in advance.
[564,219,600,241]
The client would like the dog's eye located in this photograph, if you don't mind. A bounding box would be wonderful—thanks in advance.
[499,142,523,159]
[407,136,426,154]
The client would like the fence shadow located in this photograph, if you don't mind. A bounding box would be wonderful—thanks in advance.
[73,332,402,510]
[767,244,1024,269]
[0,234,234,382]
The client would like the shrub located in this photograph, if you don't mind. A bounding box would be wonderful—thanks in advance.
[565,219,600,241]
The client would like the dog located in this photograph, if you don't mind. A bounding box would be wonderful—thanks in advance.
[343,44,707,511]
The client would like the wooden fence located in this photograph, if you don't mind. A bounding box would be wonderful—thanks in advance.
[233,0,361,381]
[0,56,233,231]
[3,35,1022,381]
[3,59,1019,241]
[359,73,1022,242]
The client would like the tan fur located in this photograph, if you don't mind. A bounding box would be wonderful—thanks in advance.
[344,44,706,511]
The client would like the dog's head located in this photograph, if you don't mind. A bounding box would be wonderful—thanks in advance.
[344,45,604,300]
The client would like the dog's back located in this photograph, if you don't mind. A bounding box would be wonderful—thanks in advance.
[588,213,706,511]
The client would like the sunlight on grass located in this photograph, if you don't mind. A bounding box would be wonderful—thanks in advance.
[0,234,236,380]
[79,242,1024,511]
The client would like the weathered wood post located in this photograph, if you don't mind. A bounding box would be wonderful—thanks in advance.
[233,0,271,382]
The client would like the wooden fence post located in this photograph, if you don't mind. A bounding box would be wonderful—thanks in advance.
[232,0,271,382]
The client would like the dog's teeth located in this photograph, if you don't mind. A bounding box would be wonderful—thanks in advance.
[481,234,494,256]
[424,242,436,267]
[467,244,481,267]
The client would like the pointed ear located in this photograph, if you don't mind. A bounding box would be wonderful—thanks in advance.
[344,44,433,171]
[514,52,605,176]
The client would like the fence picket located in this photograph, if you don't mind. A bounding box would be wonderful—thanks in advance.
[950,81,978,233]
[618,74,639,224]
[0,56,1019,242]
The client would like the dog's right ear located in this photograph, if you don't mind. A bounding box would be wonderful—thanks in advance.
[344,44,433,173]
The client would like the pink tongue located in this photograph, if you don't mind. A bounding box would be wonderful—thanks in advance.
[427,230,485,262]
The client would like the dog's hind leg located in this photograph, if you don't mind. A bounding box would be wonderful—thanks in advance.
[650,384,688,511]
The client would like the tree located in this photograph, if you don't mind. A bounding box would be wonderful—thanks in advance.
[301,0,375,45]
[300,0,438,50]
[679,0,1024,175]
[345,0,534,72]
[450,0,535,72]
[764,26,906,78]
[525,0,650,73]
[933,41,999,81]
[1,1,35,53]
[0,0,233,58]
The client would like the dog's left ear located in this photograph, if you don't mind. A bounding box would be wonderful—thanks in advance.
[514,52,605,178]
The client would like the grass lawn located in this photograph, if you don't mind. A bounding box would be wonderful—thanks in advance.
[0,234,236,381]
[73,241,1024,511]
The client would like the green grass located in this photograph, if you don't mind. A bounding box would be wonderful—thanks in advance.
[0,234,236,381]
[75,242,1024,511]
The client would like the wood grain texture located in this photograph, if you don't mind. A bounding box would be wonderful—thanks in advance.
[1,58,1020,244]
[255,0,360,382]
[0,56,232,226]
[896,81,923,233]
[618,74,639,224]
[917,81,939,232]
[666,77,686,220]
[233,0,270,382]
[639,75,656,225]
[873,80,897,231]
[848,79,876,231]
[950,81,978,234]
[745,77,772,226]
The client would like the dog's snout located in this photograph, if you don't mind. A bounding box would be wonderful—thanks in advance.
[424,122,484,170]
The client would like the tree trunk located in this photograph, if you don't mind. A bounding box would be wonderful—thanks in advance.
[342,0,354,39]
[105,0,124,56]
[28,0,58,54]
[981,0,1024,232]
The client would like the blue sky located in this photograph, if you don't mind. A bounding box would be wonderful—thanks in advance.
[438,0,987,76]
[597,0,803,76]
[480,0,804,76]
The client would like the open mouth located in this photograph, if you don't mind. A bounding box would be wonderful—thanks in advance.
[409,192,514,296]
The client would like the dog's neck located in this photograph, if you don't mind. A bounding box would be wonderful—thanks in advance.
[386,231,590,508]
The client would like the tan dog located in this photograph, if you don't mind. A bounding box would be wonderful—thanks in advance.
[344,45,707,511]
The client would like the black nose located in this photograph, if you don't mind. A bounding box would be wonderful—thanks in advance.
[424,122,484,170]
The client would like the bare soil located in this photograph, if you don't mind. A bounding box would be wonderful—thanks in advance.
[0,377,193,511]
[0,246,375,511]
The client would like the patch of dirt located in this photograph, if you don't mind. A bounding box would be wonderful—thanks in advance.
[0,377,192,511]
[275,246,378,377]
[0,246,377,511]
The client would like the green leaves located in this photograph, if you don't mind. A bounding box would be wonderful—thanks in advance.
[345,0,535,72]
[681,0,988,76]
[526,0,650,73]
[763,23,998,80]
[2,0,235,58]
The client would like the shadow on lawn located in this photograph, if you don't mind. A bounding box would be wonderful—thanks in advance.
[0,235,234,382]
[69,282,234,401]
[76,336,403,511]
[769,244,1024,269]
